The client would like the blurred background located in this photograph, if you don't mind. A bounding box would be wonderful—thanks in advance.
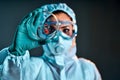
[0,0,120,80]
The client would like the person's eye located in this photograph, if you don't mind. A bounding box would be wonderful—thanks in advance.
[63,28,70,34]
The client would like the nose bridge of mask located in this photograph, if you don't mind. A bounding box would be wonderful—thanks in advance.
[55,35,73,54]
[49,34,73,55]
[58,34,66,43]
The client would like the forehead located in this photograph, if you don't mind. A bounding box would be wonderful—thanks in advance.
[47,12,72,21]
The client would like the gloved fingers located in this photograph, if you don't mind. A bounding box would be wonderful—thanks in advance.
[25,11,38,28]
[18,10,41,32]
[33,12,41,27]
[17,9,43,41]
[31,11,37,26]
[26,16,33,27]
[24,10,43,40]
[29,10,41,27]
[17,15,32,34]
[21,13,32,25]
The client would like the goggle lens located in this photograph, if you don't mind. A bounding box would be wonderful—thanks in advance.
[43,21,74,37]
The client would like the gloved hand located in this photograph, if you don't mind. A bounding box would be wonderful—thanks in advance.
[9,10,43,56]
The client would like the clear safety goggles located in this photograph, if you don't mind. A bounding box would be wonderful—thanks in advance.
[43,21,75,38]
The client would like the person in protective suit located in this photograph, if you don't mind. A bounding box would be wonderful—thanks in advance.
[0,3,102,80]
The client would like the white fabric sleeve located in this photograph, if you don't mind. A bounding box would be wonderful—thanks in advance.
[0,47,30,78]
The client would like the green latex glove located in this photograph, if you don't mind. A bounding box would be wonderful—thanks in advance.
[9,10,43,56]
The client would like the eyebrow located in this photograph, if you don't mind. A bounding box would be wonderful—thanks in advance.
[60,25,70,28]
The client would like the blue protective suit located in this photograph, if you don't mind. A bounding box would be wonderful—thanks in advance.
[0,3,102,80]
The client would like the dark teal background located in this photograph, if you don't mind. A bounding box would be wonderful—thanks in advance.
[0,0,120,80]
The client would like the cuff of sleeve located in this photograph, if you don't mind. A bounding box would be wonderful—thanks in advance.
[0,47,29,66]
[8,48,30,61]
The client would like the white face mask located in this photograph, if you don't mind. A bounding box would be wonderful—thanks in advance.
[42,31,76,66]
[42,31,73,56]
